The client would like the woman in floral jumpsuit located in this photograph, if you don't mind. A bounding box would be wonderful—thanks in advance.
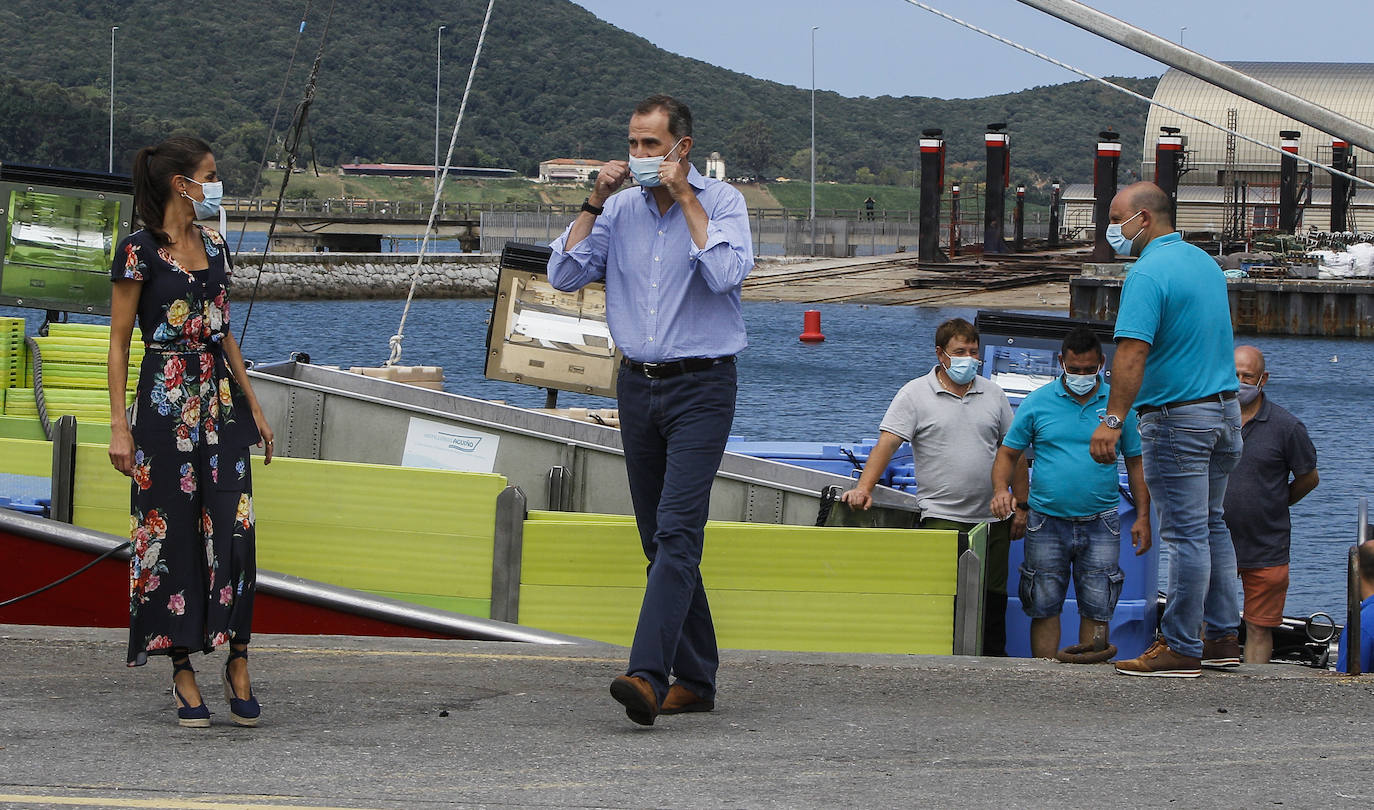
[107,136,274,727]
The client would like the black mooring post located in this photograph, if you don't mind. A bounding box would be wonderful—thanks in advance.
[949,184,961,258]
[983,124,1010,254]
[1013,184,1025,252]
[1091,130,1122,262]
[1048,182,1061,248]
[1155,126,1184,226]
[918,128,945,262]
[1279,130,1301,234]
[1331,138,1353,233]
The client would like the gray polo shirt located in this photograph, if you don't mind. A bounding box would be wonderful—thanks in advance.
[879,366,1014,523]
[1222,397,1317,568]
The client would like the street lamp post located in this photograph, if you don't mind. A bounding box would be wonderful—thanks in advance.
[1178,26,1187,46]
[435,24,447,189]
[109,25,118,173]
[810,25,819,255]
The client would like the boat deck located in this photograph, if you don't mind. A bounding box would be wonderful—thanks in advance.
[2,624,1371,808]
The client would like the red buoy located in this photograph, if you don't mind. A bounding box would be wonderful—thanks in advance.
[799,309,825,343]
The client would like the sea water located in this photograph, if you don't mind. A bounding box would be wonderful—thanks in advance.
[5,298,1368,619]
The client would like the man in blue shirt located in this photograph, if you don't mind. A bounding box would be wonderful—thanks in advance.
[992,326,1151,658]
[1337,542,1374,673]
[547,95,753,725]
[1090,182,1242,678]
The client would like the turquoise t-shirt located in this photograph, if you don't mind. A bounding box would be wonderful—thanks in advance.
[1003,378,1141,518]
[1114,233,1237,408]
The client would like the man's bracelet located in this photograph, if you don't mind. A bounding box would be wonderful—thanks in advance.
[581,198,604,216]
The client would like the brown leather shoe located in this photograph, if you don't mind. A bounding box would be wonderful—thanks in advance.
[1201,634,1242,669]
[1113,639,1202,678]
[660,683,714,715]
[609,675,658,726]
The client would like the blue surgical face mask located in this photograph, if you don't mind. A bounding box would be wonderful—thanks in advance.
[628,137,685,187]
[181,176,224,219]
[1237,381,1262,405]
[1105,209,1143,256]
[1063,372,1099,396]
[942,352,979,385]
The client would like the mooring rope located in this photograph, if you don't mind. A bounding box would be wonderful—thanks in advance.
[387,0,497,368]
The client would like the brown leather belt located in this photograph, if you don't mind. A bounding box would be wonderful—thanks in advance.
[622,355,735,380]
[1137,389,1236,415]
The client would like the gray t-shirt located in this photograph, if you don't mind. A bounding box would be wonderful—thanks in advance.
[1222,397,1317,568]
[879,367,1014,523]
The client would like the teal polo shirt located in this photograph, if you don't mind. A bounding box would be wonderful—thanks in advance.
[1113,232,1237,408]
[1003,378,1141,518]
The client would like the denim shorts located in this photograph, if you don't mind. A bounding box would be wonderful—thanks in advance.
[1018,508,1124,622]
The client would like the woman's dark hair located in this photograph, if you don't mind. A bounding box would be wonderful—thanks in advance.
[132,136,213,245]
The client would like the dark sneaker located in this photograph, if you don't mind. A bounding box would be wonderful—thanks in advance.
[1201,634,1242,670]
[660,683,714,715]
[1114,639,1202,678]
[609,675,659,726]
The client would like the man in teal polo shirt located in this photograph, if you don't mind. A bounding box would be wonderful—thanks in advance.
[992,326,1152,658]
[1090,182,1243,678]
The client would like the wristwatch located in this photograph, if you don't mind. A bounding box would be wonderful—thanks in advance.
[581,197,604,216]
[1102,413,1124,430]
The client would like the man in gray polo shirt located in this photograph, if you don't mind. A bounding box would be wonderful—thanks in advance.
[1222,345,1318,664]
[841,317,1024,655]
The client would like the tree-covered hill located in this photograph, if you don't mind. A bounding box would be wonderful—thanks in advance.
[0,0,1158,195]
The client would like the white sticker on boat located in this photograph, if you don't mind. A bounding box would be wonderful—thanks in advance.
[401,417,500,473]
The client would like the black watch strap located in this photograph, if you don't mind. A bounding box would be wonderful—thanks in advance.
[1016,502,1030,511]
[581,198,604,216]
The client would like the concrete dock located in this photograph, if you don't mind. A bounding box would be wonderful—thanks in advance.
[2,623,1371,809]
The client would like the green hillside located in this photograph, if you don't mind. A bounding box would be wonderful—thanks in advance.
[0,0,1158,196]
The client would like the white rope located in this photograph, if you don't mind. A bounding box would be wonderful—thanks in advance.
[387,0,496,367]
[900,0,1374,191]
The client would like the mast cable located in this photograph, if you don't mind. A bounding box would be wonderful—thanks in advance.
[237,0,339,348]
[387,0,497,367]
[233,1,314,256]
[901,1,1374,191]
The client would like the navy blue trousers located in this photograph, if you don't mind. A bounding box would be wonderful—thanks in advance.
[618,359,736,703]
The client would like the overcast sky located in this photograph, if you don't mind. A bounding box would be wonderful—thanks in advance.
[572,0,1373,99]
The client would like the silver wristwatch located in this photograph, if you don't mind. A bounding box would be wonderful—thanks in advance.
[1102,413,1124,430]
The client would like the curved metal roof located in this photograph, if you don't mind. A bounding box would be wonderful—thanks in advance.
[1143,62,1374,181]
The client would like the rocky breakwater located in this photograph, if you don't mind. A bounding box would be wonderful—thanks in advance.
[231,253,500,300]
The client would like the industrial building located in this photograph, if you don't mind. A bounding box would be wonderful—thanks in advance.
[1064,62,1374,239]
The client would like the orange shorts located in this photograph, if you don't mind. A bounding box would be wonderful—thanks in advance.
[1239,565,1289,628]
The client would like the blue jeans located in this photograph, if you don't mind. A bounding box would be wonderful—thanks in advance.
[617,359,736,702]
[1138,399,1243,657]
[1019,509,1124,622]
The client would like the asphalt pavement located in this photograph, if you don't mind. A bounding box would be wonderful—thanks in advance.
[1,623,1371,809]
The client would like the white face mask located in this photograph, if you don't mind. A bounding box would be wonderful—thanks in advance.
[1105,209,1143,256]
[628,137,685,187]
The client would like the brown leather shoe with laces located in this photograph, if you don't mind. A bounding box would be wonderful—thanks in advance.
[1114,639,1202,678]
[609,675,659,726]
[660,683,714,715]
[1201,634,1242,669]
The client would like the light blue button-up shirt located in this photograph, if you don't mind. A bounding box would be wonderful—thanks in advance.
[546,165,753,363]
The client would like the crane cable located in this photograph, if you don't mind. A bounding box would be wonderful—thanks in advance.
[900,0,1374,191]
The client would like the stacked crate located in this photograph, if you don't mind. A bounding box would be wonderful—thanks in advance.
[1,322,140,423]
[0,317,24,413]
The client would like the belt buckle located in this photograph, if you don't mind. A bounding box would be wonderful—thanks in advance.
[641,362,665,379]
